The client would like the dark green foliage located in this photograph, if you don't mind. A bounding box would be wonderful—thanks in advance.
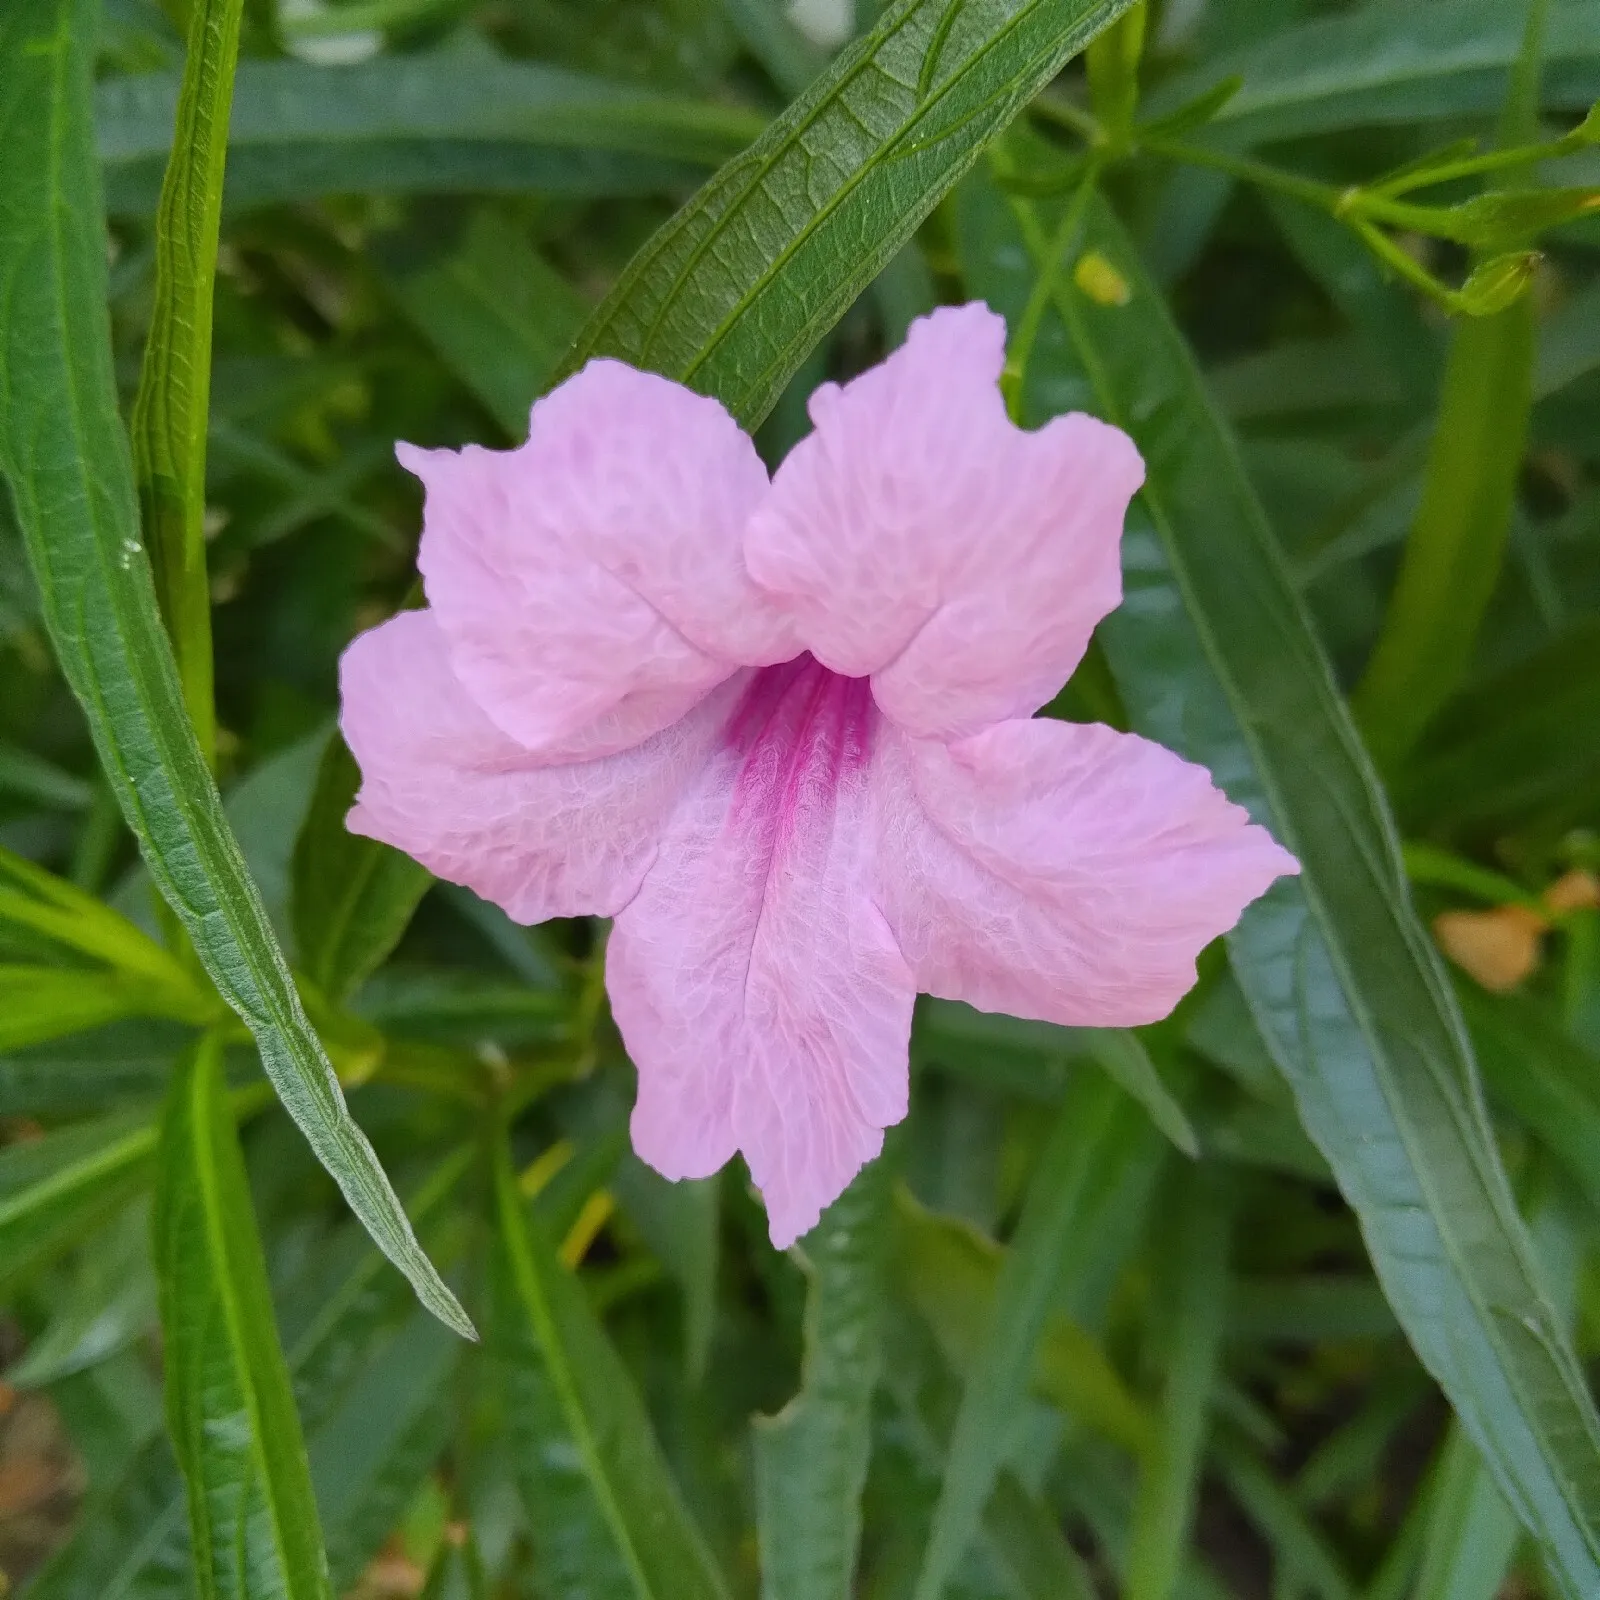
[1,0,1598,1596]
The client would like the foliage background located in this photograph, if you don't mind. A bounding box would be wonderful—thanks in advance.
[1,0,1599,1597]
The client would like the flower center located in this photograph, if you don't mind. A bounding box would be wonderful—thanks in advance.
[725,654,875,848]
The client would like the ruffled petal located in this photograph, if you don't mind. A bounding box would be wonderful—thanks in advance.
[744,303,1145,742]
[406,360,795,762]
[872,718,1298,1027]
[608,662,914,1248]
[340,609,736,924]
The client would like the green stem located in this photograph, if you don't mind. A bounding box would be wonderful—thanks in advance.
[1140,134,1344,213]
[1085,0,1146,150]
[129,0,245,770]
[1374,107,1597,197]
[999,157,1101,419]
[1350,0,1546,768]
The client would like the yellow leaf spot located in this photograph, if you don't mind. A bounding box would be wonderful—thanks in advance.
[1544,869,1600,915]
[1433,905,1546,992]
[1074,251,1132,307]
[560,1189,615,1268]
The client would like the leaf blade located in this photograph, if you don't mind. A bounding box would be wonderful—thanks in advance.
[753,1150,894,1600]
[291,734,431,1005]
[911,1072,1164,1600]
[127,0,244,763]
[153,1033,333,1600]
[98,53,766,216]
[489,1128,729,1600]
[0,0,473,1340]
[562,0,1139,428]
[965,175,1600,1594]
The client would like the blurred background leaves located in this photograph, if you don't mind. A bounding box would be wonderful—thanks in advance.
[1,0,1599,1597]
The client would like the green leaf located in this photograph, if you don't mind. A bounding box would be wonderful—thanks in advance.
[127,0,243,766]
[1083,1028,1198,1156]
[0,964,204,1051]
[97,52,767,217]
[1536,277,1600,396]
[1227,1277,1398,1344]
[419,1533,488,1600]
[721,0,828,96]
[381,209,589,438]
[0,842,204,995]
[562,0,1140,429]
[910,1072,1163,1600]
[753,1149,894,1600]
[7,1201,157,1387]
[1145,0,1600,147]
[291,733,432,1005]
[0,0,472,1341]
[1350,296,1535,767]
[879,1307,1098,1600]
[0,1018,191,1116]
[0,1109,158,1294]
[153,1032,332,1600]
[1394,617,1600,837]
[1212,1436,1358,1600]
[609,1160,720,1382]
[1412,1426,1524,1600]
[25,1149,470,1600]
[0,739,94,810]
[892,1188,1154,1458]
[1411,1193,1585,1600]
[963,176,1600,1595]
[309,1309,460,1591]
[1124,1170,1232,1600]
[1351,0,1544,763]
[981,1474,1098,1600]
[1261,193,1440,406]
[1460,984,1600,1221]
[489,1127,729,1600]
[1083,0,1145,142]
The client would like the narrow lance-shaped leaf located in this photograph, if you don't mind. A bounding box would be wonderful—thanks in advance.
[1410,1193,1584,1600]
[489,1128,729,1600]
[292,734,431,1005]
[128,0,244,764]
[1350,0,1546,768]
[154,1032,332,1600]
[0,1109,160,1294]
[562,0,1139,428]
[1124,1168,1232,1600]
[961,175,1600,1595]
[97,55,767,218]
[1142,0,1599,147]
[912,1072,1165,1600]
[881,1307,1099,1600]
[0,964,208,1053]
[0,0,472,1339]
[754,1146,895,1600]
[310,1309,460,1592]
[0,840,208,994]
[28,1147,473,1600]
[378,209,588,440]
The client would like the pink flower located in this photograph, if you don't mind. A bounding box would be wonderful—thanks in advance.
[340,304,1297,1248]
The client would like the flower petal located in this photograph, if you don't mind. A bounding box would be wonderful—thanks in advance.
[872,718,1298,1027]
[744,303,1145,741]
[406,360,795,761]
[608,664,914,1248]
[340,609,736,923]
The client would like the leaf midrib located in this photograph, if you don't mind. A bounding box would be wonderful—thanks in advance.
[496,1141,658,1599]
[669,0,1103,394]
[187,1045,316,1598]
[1034,196,1600,1567]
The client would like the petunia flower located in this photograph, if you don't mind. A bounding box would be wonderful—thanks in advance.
[340,304,1298,1248]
